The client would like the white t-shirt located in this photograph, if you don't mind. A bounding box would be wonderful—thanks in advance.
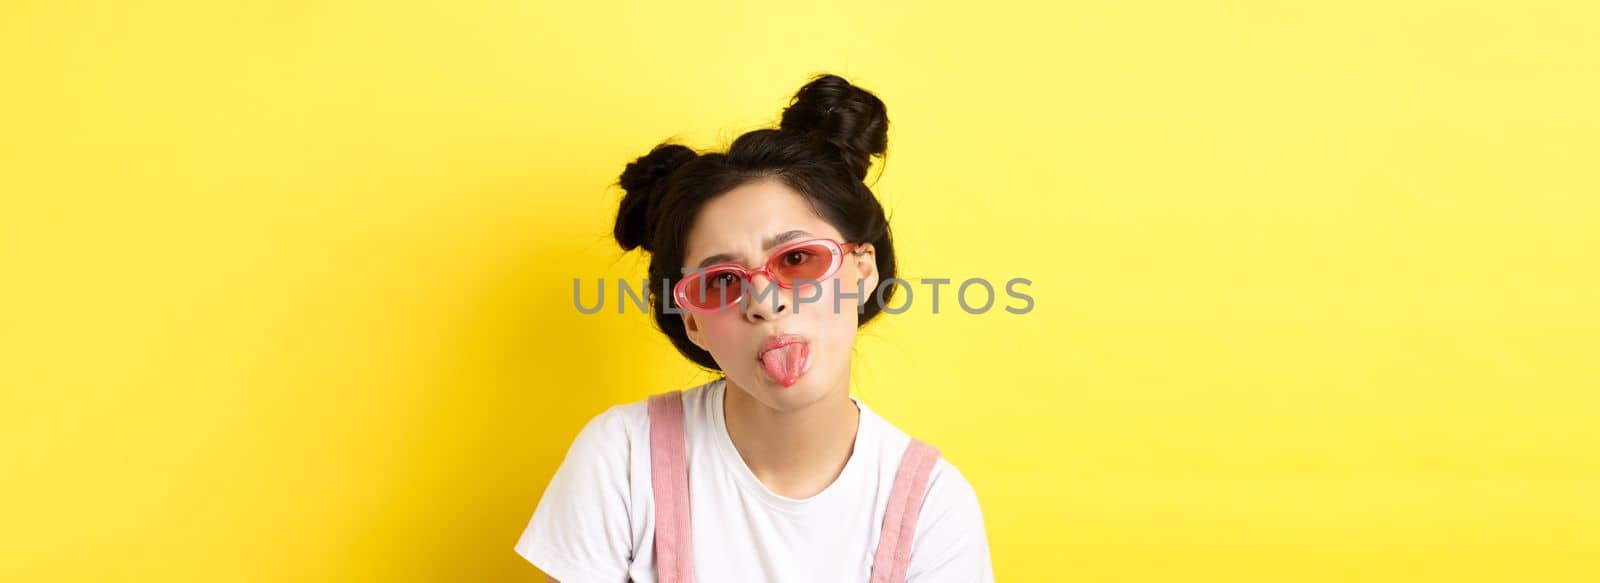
[515,378,994,583]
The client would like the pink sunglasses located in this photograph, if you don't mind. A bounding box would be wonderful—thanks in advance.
[674,238,862,313]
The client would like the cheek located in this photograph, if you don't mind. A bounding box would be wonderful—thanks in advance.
[801,283,862,346]
[695,314,749,352]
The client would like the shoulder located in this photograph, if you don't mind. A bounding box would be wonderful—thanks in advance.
[512,381,719,580]
[567,378,722,453]
[512,400,642,580]
[563,400,645,462]
[909,456,994,581]
[921,457,983,527]
[857,401,994,581]
[855,400,979,504]
[856,401,986,526]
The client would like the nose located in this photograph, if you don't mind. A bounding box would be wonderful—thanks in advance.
[742,272,790,321]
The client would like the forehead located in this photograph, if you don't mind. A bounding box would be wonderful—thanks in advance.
[682,177,842,266]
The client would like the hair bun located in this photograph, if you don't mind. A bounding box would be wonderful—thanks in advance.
[779,74,889,181]
[615,143,698,252]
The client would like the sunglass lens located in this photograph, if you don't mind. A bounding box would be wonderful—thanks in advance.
[682,269,742,310]
[770,242,833,284]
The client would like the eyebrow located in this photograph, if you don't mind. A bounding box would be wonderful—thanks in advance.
[695,229,813,269]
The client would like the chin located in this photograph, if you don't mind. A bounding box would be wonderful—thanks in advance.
[768,368,835,403]
[734,368,829,410]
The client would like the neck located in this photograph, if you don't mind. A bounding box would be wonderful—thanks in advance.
[721,377,861,499]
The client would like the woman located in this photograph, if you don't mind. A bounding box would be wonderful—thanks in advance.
[516,73,994,582]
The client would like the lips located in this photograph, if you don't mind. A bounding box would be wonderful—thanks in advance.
[757,333,810,388]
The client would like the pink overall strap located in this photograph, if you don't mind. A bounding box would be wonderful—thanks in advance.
[869,438,942,583]
[647,391,695,583]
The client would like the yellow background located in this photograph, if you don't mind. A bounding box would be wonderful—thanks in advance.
[3,1,1597,581]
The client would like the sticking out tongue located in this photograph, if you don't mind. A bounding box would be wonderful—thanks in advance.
[760,342,809,387]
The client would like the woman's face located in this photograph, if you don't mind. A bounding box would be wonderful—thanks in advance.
[679,177,878,411]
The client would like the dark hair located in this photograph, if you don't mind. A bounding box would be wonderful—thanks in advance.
[612,73,897,371]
